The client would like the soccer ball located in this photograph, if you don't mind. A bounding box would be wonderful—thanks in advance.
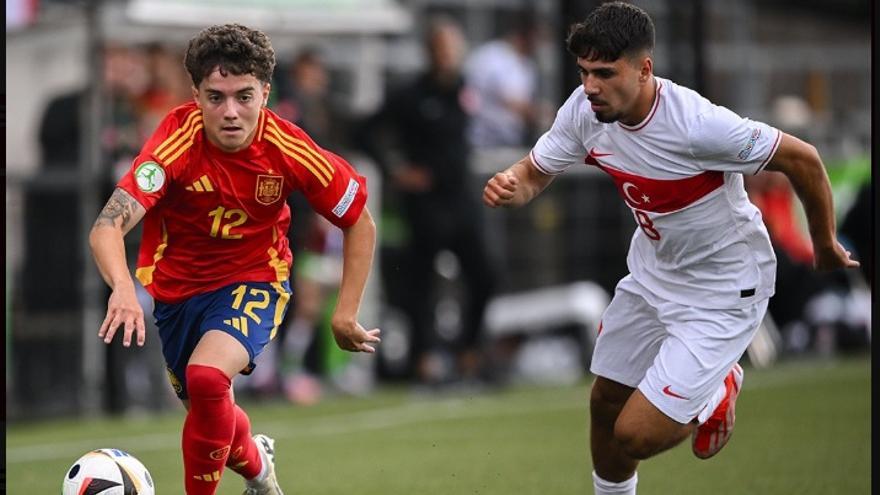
[62,448,155,495]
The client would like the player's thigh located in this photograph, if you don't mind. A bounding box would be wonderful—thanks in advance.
[189,330,251,377]
[590,275,667,388]
[638,298,769,424]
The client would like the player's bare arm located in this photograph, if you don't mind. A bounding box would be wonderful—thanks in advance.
[483,154,555,208]
[331,207,382,353]
[89,187,148,347]
[93,187,146,233]
[764,133,859,271]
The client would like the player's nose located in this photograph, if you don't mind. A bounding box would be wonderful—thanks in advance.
[221,99,239,119]
[583,79,600,96]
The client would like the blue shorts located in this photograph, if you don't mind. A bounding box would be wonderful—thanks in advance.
[154,281,291,400]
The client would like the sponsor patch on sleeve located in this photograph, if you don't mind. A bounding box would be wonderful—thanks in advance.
[332,178,359,217]
[737,128,761,160]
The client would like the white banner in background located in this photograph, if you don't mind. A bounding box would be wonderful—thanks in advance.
[126,0,412,34]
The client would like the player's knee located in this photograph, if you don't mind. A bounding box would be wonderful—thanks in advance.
[185,364,231,400]
[590,380,629,424]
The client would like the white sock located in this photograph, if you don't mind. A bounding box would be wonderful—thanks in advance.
[696,380,728,424]
[247,441,270,483]
[592,471,637,495]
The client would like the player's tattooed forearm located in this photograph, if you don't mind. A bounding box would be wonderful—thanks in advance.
[94,189,137,229]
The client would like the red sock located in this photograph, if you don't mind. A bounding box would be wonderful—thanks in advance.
[226,404,263,480]
[182,365,235,495]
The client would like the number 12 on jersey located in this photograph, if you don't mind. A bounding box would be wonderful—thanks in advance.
[208,205,248,239]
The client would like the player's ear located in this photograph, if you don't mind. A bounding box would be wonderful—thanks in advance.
[638,56,652,83]
[261,82,271,106]
[191,86,201,107]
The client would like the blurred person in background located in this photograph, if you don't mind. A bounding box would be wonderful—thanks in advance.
[745,96,870,355]
[357,16,497,385]
[482,3,859,494]
[88,23,380,495]
[273,47,350,150]
[100,44,154,179]
[138,42,194,133]
[464,10,541,148]
[37,42,179,413]
[39,43,153,178]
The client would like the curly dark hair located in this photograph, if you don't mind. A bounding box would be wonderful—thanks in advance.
[566,2,654,62]
[184,23,276,86]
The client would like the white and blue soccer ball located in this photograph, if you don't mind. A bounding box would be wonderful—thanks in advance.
[62,448,155,495]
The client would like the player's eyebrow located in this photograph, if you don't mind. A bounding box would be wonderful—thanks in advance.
[205,86,257,95]
[578,65,617,77]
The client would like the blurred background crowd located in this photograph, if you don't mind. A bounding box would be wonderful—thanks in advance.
[5,0,872,421]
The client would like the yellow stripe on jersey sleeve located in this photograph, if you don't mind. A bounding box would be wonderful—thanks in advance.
[266,119,334,178]
[158,121,203,165]
[264,133,331,187]
[264,119,334,183]
[154,110,202,160]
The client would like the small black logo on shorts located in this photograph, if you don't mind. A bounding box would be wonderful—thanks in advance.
[740,288,756,298]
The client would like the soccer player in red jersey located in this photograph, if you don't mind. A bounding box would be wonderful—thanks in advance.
[89,24,380,495]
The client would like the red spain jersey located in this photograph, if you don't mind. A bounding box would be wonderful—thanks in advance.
[117,102,368,304]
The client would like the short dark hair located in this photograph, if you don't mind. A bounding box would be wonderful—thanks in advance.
[184,23,276,86]
[566,2,654,62]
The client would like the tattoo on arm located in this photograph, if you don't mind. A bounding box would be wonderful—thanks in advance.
[94,188,140,231]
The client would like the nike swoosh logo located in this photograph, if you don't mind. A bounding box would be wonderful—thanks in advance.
[662,385,688,400]
[589,147,613,158]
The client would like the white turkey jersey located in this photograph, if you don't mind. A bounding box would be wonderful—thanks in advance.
[531,77,781,309]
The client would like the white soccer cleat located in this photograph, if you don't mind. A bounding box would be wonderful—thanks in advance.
[243,434,284,495]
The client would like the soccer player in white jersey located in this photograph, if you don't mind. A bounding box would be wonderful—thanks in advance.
[482,3,859,494]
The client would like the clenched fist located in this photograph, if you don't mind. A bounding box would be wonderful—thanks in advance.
[483,171,520,208]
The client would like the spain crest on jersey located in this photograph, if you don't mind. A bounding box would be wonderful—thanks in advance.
[255,175,284,205]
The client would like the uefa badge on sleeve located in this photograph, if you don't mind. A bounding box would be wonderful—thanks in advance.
[135,162,166,193]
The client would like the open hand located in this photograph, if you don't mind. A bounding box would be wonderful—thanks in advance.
[99,284,146,347]
[814,240,860,271]
[331,317,381,353]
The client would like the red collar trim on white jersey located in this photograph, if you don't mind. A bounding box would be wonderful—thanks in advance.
[618,79,663,132]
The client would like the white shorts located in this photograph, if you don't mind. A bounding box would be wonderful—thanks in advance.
[590,275,769,424]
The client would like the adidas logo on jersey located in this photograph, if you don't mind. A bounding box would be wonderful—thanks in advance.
[223,317,250,336]
[186,175,214,192]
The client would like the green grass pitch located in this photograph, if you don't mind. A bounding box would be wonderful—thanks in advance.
[7,356,870,494]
